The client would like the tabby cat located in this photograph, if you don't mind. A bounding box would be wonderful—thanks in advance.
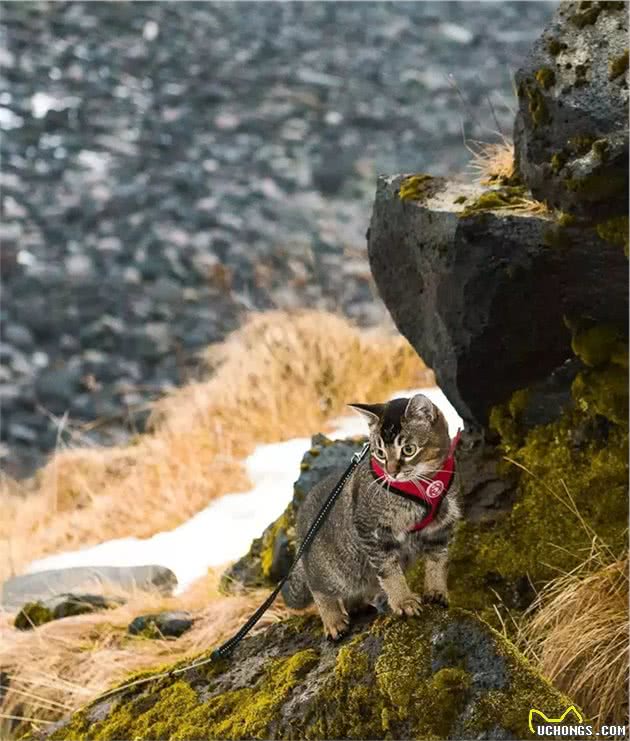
[282,394,461,639]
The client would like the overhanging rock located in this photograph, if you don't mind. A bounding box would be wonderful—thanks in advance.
[367,174,628,426]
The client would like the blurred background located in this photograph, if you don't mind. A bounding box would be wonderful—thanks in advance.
[0,1,556,478]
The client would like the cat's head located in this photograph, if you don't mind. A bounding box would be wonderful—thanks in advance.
[349,394,450,482]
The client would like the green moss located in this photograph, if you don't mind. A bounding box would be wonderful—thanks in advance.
[14,602,54,630]
[597,215,629,255]
[574,63,589,86]
[260,510,292,579]
[130,621,163,640]
[59,649,321,741]
[459,186,529,218]
[565,172,626,200]
[543,225,573,249]
[567,2,625,30]
[609,49,629,80]
[547,37,567,56]
[302,613,474,739]
[551,152,567,173]
[398,174,435,202]
[568,135,595,156]
[535,66,556,89]
[454,195,467,204]
[450,348,628,625]
[556,211,576,227]
[570,1,603,28]
[573,364,629,425]
[523,81,550,128]
[592,138,610,161]
[571,324,625,368]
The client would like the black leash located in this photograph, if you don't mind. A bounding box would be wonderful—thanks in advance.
[211,441,370,661]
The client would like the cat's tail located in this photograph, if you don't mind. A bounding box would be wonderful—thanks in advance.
[281,559,313,608]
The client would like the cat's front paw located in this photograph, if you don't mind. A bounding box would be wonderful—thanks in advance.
[322,613,350,641]
[423,590,449,608]
[390,593,423,617]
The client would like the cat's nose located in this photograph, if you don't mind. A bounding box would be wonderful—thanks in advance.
[385,461,398,476]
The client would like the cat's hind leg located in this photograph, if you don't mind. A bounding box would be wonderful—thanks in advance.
[312,591,349,641]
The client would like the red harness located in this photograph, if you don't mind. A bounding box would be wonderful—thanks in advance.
[370,431,461,532]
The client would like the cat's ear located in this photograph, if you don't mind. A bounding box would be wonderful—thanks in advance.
[348,402,384,426]
[404,394,437,423]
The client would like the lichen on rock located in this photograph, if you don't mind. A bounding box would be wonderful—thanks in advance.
[513,1,629,218]
[398,173,443,202]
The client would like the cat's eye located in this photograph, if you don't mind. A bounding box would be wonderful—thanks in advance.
[402,444,418,457]
[373,446,386,460]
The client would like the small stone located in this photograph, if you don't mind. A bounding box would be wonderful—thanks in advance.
[97,236,122,252]
[35,367,81,406]
[3,324,34,349]
[128,611,193,639]
[8,422,37,443]
[439,22,474,44]
[65,254,93,278]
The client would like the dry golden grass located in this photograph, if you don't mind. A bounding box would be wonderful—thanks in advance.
[465,136,549,217]
[492,458,629,727]
[0,310,429,584]
[521,545,629,727]
[466,135,516,185]
[0,570,311,738]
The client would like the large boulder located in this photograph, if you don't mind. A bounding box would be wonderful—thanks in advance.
[46,608,575,741]
[366,174,627,426]
[2,565,177,610]
[513,1,628,219]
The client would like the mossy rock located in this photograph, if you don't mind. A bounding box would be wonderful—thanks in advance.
[14,593,122,630]
[46,609,578,741]
[397,173,444,202]
[446,345,628,626]
[14,601,55,630]
[513,0,629,219]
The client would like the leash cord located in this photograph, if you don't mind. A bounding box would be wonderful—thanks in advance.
[211,441,370,660]
[94,441,370,702]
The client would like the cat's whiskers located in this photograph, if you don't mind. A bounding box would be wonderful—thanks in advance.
[367,473,390,497]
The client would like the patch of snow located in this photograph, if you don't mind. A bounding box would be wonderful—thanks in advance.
[25,387,462,592]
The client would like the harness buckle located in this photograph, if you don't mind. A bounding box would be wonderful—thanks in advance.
[352,442,370,464]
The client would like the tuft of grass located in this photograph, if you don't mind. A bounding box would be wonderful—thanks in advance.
[521,545,628,727]
[466,135,516,186]
[464,136,549,217]
[0,310,429,584]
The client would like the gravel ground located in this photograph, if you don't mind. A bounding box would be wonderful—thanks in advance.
[0,1,556,477]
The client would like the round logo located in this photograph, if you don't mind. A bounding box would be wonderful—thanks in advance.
[426,480,445,499]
